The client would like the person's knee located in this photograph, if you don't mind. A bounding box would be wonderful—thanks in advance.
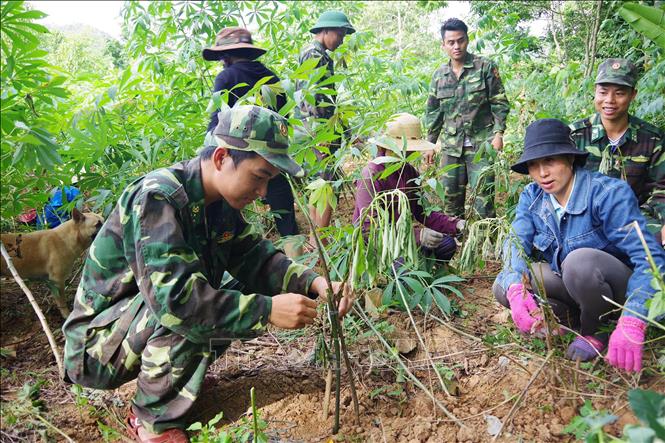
[492,280,510,308]
[561,248,603,290]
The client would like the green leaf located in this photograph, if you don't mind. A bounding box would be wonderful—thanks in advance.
[628,389,665,439]
[619,3,665,49]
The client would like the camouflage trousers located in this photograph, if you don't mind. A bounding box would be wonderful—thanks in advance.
[64,295,231,434]
[441,145,495,218]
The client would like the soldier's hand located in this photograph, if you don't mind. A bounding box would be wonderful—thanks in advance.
[311,277,355,317]
[423,149,436,164]
[491,133,504,151]
[269,293,318,329]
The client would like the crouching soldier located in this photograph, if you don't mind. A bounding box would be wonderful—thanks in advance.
[62,105,353,443]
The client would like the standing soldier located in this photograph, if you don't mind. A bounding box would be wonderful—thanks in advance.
[296,10,355,243]
[62,106,352,443]
[425,18,509,219]
[570,58,664,244]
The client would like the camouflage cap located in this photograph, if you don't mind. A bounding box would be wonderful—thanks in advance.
[595,58,638,88]
[213,105,304,178]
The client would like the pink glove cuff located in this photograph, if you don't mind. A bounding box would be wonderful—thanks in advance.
[506,283,524,304]
[617,316,647,333]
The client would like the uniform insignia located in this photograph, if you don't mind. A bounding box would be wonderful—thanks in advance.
[279,122,288,137]
[217,231,234,244]
[612,62,620,70]
[192,206,200,214]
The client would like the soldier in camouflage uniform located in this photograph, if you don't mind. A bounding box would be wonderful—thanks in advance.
[425,18,510,218]
[295,10,355,239]
[62,106,352,443]
[569,58,664,244]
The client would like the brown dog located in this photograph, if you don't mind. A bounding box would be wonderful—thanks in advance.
[1,208,104,318]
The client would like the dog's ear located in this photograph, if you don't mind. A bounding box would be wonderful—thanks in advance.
[72,207,84,223]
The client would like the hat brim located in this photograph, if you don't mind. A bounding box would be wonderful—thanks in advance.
[309,24,356,34]
[595,79,635,88]
[214,136,304,178]
[202,44,266,61]
[369,135,436,152]
[511,144,589,175]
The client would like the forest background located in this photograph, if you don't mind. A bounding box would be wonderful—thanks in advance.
[2,0,664,224]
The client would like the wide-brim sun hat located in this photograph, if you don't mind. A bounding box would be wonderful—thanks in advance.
[309,10,356,34]
[511,118,589,175]
[368,113,436,153]
[213,105,304,178]
[202,27,266,61]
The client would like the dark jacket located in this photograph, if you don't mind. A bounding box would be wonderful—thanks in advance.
[207,61,286,132]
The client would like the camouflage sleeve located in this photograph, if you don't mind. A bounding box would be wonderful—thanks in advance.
[128,190,272,344]
[485,61,509,134]
[644,138,664,227]
[300,49,336,120]
[425,72,443,144]
[226,223,319,297]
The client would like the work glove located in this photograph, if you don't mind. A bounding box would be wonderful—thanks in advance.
[420,227,444,249]
[455,219,466,232]
[607,316,647,373]
[566,335,605,362]
[506,283,543,334]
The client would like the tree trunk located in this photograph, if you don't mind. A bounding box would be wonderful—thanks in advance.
[585,0,603,77]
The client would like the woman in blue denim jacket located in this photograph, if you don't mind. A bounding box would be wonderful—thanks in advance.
[494,119,664,373]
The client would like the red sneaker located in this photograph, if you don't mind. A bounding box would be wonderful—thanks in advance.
[126,411,190,443]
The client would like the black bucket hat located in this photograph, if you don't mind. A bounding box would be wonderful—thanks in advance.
[511,118,589,175]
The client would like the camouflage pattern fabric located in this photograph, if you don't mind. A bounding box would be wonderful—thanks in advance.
[63,157,318,433]
[442,147,495,218]
[570,113,664,233]
[295,40,336,121]
[295,40,342,180]
[213,104,304,178]
[595,58,638,88]
[426,52,509,217]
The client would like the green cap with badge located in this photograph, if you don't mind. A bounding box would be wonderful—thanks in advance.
[595,58,638,88]
[213,105,304,178]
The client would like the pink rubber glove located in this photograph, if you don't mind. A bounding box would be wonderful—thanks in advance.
[607,316,647,373]
[506,283,543,334]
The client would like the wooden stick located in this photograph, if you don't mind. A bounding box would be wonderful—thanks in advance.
[322,368,333,419]
[1,242,64,379]
[492,350,554,442]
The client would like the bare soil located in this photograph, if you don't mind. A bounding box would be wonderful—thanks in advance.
[1,198,663,442]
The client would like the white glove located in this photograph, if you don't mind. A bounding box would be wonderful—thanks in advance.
[456,219,466,232]
[420,227,444,249]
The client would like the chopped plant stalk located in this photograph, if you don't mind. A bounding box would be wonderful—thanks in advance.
[288,178,360,433]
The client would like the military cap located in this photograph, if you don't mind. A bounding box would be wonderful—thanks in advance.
[595,58,638,88]
[310,10,355,34]
[202,28,266,61]
[213,105,304,178]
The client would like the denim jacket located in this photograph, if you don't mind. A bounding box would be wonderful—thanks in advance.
[495,168,665,319]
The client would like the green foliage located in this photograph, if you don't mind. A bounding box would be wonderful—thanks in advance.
[564,400,617,442]
[619,3,665,49]
[187,387,268,443]
[624,389,665,441]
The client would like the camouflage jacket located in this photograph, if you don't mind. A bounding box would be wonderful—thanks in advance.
[570,113,664,228]
[296,40,336,121]
[426,52,509,157]
[63,157,319,359]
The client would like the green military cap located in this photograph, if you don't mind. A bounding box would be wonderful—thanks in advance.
[310,10,355,34]
[213,105,304,178]
[595,58,638,88]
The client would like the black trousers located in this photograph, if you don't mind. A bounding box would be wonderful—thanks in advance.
[493,248,632,335]
[265,173,298,236]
